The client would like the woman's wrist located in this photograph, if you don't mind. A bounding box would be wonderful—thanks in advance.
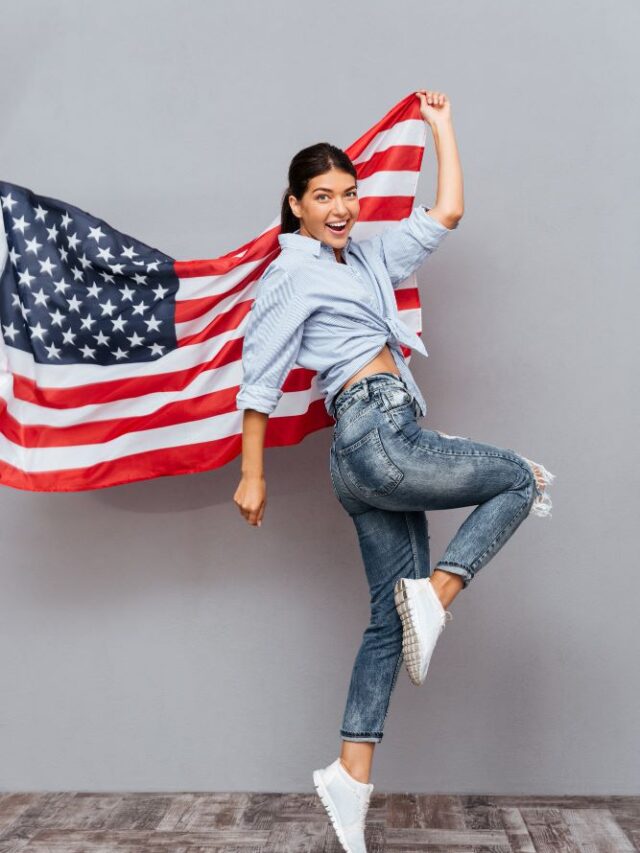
[427,116,452,134]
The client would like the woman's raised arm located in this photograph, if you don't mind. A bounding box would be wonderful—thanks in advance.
[416,89,464,229]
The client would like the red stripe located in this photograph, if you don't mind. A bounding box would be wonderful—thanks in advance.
[11,336,243,407]
[176,298,252,348]
[174,254,275,323]
[174,226,280,279]
[345,92,422,162]
[355,145,424,181]
[1,366,318,447]
[395,288,422,311]
[0,399,333,492]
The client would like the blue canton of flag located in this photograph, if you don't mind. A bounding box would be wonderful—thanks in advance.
[0,181,179,366]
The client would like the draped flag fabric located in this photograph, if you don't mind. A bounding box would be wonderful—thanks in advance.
[0,92,430,492]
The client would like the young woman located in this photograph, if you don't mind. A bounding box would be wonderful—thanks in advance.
[234,90,555,853]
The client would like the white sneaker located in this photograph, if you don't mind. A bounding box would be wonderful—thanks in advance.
[313,757,373,853]
[394,577,453,686]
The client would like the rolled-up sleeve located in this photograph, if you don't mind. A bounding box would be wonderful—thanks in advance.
[236,265,310,415]
[378,205,455,287]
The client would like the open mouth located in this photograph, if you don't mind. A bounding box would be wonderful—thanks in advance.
[326,220,348,234]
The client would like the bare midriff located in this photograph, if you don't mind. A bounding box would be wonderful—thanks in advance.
[339,343,401,394]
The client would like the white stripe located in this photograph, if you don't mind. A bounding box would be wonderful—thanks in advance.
[351,119,426,165]
[175,255,270,301]
[355,170,424,199]
[175,278,260,340]
[1,325,243,387]
[1,358,244,425]
[0,386,323,471]
[0,207,8,281]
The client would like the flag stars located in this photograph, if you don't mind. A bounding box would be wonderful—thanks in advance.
[1,182,178,366]
[66,294,83,312]
[2,322,20,342]
[96,246,115,263]
[44,342,62,359]
[80,344,97,359]
[92,330,111,346]
[38,257,56,276]
[12,215,30,234]
[144,316,162,333]
[1,192,18,212]
[18,269,36,287]
[99,299,117,317]
[126,331,145,347]
[25,236,43,255]
[88,225,105,242]
[67,232,81,251]
[53,277,71,295]
[33,288,49,307]
[30,322,48,341]
[152,284,169,300]
[119,284,135,301]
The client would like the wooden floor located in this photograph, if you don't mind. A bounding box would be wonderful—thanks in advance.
[0,792,638,851]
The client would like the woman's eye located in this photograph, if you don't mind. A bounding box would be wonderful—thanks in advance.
[316,192,357,201]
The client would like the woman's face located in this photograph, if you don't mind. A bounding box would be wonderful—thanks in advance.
[289,168,360,249]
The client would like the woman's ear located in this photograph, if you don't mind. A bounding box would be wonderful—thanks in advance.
[288,194,300,218]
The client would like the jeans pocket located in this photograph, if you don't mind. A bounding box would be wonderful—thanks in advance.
[376,386,414,412]
[338,426,404,498]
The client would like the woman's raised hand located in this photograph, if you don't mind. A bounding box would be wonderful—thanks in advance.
[416,89,452,126]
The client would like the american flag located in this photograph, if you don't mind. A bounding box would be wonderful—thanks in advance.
[0,92,430,492]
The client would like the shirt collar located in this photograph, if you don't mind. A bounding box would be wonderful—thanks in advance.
[278,228,353,258]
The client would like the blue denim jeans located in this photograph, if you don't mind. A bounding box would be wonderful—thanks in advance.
[329,371,555,743]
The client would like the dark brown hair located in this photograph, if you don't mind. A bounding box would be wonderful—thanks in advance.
[280,143,358,234]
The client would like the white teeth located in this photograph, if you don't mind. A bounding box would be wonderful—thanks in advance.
[327,221,346,227]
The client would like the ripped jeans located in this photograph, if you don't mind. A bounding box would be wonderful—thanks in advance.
[329,372,555,743]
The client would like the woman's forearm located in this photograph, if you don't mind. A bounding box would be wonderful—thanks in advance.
[430,118,464,223]
[241,409,268,478]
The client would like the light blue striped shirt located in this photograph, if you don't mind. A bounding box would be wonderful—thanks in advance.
[236,205,455,418]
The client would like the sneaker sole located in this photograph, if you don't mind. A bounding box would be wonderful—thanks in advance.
[394,577,425,686]
[312,769,355,853]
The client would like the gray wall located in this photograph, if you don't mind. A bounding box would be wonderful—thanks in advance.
[1,0,637,793]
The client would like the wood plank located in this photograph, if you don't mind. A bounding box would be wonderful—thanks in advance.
[562,807,636,852]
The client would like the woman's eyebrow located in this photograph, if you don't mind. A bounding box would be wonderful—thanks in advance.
[313,185,358,193]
